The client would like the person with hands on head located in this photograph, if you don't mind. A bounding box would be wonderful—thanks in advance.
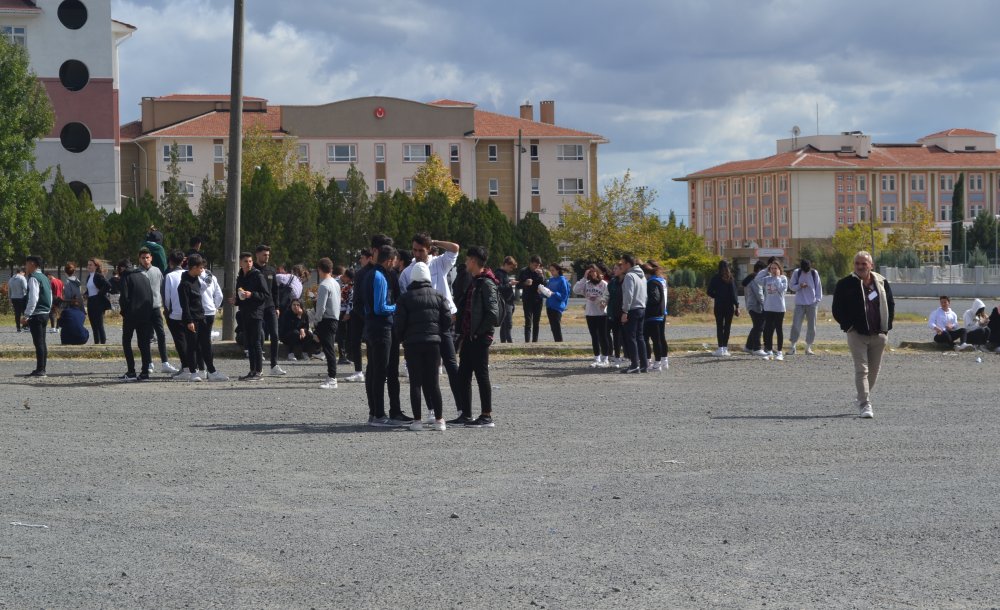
[962,299,991,348]
[573,264,610,367]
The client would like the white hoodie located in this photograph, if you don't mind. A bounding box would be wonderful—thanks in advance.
[573,278,608,316]
[928,306,959,334]
[199,271,224,316]
[963,298,988,330]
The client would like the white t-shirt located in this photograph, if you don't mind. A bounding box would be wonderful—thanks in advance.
[398,251,459,314]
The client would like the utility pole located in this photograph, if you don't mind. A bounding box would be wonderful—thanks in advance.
[221,0,244,340]
[516,129,523,224]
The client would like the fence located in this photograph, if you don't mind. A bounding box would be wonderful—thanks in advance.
[881,265,1000,285]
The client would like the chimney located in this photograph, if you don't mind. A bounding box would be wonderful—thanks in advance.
[539,100,555,125]
[520,101,533,121]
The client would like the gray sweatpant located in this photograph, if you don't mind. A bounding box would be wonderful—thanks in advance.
[789,303,818,345]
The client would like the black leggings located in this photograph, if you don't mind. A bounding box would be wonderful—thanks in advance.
[763,311,785,352]
[523,299,542,342]
[405,343,443,420]
[348,315,364,372]
[714,305,734,348]
[244,317,263,374]
[585,315,610,357]
[195,315,216,372]
[546,308,563,342]
[316,318,338,379]
[644,319,667,360]
[609,317,622,358]
[88,306,106,344]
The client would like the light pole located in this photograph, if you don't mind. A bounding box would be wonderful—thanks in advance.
[221,0,244,340]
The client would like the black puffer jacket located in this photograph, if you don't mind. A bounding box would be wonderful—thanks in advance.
[394,280,452,346]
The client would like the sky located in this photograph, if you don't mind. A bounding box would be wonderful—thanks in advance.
[112,0,1000,222]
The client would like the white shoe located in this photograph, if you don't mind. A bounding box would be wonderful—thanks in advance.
[160,362,179,374]
[596,358,610,368]
[319,378,338,389]
[805,345,815,355]
[197,369,206,378]
[754,349,769,357]
[955,343,973,352]
[345,371,365,382]
[189,372,203,382]
[287,354,297,362]
[661,357,669,370]
[173,371,192,381]
[402,363,409,378]
[207,371,229,382]
[721,347,731,357]
[147,362,155,373]
[787,345,796,355]
[649,362,661,371]
[775,351,784,361]
[711,347,725,357]
[48,328,57,333]
[424,411,436,424]
[859,403,874,419]
[762,351,773,360]
[270,365,287,376]
[310,353,325,361]
[610,358,622,369]
[589,358,602,368]
[432,420,447,431]
[409,420,423,432]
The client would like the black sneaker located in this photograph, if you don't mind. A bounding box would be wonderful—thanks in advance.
[465,415,495,428]
[338,357,352,365]
[27,370,47,378]
[238,372,262,381]
[447,415,473,426]
[389,413,414,425]
[621,366,640,374]
[119,372,138,382]
[136,373,151,382]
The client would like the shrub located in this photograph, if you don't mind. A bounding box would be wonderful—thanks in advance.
[667,286,712,315]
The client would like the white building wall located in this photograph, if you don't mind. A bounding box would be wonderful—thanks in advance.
[790,171,836,238]
[35,139,118,210]
[21,0,114,79]
[536,139,590,225]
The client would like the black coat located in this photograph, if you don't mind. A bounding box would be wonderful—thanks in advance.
[832,273,895,335]
[253,262,277,309]
[177,271,205,322]
[237,267,269,320]
[394,280,451,346]
[119,268,154,322]
[87,271,112,312]
[279,310,309,338]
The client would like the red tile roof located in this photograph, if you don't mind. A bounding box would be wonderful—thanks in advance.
[921,128,995,139]
[119,120,142,140]
[473,110,604,140]
[680,144,1000,180]
[428,99,476,107]
[153,94,267,102]
[125,107,284,139]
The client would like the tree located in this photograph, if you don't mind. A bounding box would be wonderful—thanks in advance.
[552,171,662,263]
[514,212,558,264]
[952,173,966,264]
[413,154,463,205]
[196,180,227,266]
[276,181,320,266]
[241,123,318,188]
[887,203,941,257]
[32,169,106,268]
[105,193,162,264]
[833,220,886,265]
[159,144,199,253]
[240,165,283,257]
[966,210,997,263]
[0,37,55,265]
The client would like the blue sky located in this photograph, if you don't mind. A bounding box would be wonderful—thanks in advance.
[113,0,1000,222]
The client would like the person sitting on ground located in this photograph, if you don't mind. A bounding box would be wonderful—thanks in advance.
[962,298,991,347]
[279,298,321,361]
[929,295,973,351]
[58,305,90,345]
[275,264,309,315]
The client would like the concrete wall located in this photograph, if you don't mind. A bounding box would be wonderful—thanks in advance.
[790,171,836,238]
[36,140,119,210]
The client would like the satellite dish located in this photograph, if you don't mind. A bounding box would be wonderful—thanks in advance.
[792,125,801,137]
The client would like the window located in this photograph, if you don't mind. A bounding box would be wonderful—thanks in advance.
[489,178,499,196]
[213,144,225,164]
[857,175,867,192]
[327,144,357,163]
[705,213,713,229]
[375,143,385,163]
[940,174,954,191]
[215,179,226,189]
[487,144,498,162]
[403,143,431,163]
[1,25,26,48]
[762,177,772,194]
[719,211,727,226]
[166,180,195,197]
[747,208,756,225]
[703,183,713,197]
[557,144,584,160]
[295,143,308,165]
[911,174,925,191]
[881,174,896,191]
[940,206,951,221]
[779,175,788,192]
[530,144,539,161]
[557,178,584,195]
[747,178,757,195]
[763,208,772,224]
[732,210,741,225]
[859,206,867,221]
[375,179,386,193]
[335,179,349,191]
[779,207,787,223]
[531,178,540,195]
[971,204,984,217]
[719,180,728,196]
[449,143,460,163]
[163,144,193,162]
[881,206,896,222]
[970,174,983,191]
[404,178,414,194]
[732,179,741,196]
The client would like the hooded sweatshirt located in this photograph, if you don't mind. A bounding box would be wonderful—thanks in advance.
[756,268,788,313]
[545,275,571,312]
[621,265,647,312]
[929,306,960,334]
[963,299,988,330]
[573,278,608,316]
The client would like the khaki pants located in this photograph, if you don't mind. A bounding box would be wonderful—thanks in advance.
[846,330,888,406]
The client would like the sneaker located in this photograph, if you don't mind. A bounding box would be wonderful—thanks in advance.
[337,357,352,365]
[173,371,193,381]
[189,372,204,382]
[447,415,473,426]
[197,369,206,378]
[423,411,436,424]
[589,358,602,368]
[238,372,262,381]
[207,371,229,382]
[370,416,395,427]
[711,347,725,357]
[721,347,731,357]
[955,343,973,352]
[389,413,414,425]
[648,362,661,371]
[610,358,622,369]
[287,354,298,362]
[787,345,796,355]
[160,362,179,374]
[761,351,773,360]
[409,420,423,432]
[432,420,447,431]
[621,366,640,374]
[136,373,150,382]
[753,349,769,357]
[465,415,495,428]
[661,357,669,370]
[401,363,409,378]
[48,327,57,334]
[742,346,753,353]
[775,351,784,361]
[319,378,338,389]
[119,372,138,382]
[345,371,365,383]
[27,370,47,378]
[859,403,874,419]
[147,362,155,373]
[170,369,188,379]
[805,345,816,355]
[310,353,326,361]
[270,365,287,376]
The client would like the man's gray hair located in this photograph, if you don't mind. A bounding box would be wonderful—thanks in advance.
[854,250,873,263]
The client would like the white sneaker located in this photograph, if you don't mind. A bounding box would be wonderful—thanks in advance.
[147,362,155,373]
[711,347,725,357]
[173,371,192,381]
[319,378,338,389]
[596,358,610,368]
[310,353,325,361]
[859,403,874,419]
[787,345,796,355]
[409,420,423,432]
[207,371,229,382]
[160,362,179,374]
[432,420,447,431]
[270,365,287,376]
[287,354,297,362]
[48,328,57,334]
[423,411,436,424]
[649,361,661,371]
[198,369,206,379]
[805,345,815,355]
[402,363,409,378]
[955,343,973,352]
[753,349,769,357]
[345,371,365,382]
[721,347,731,357]
[610,358,622,369]
[589,358,602,368]
[189,372,203,382]
[775,351,784,361]
[661,357,669,370]
[761,351,773,360]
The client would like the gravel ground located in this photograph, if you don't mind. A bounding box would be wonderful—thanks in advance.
[3,343,1000,609]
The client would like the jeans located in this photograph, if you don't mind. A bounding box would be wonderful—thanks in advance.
[586,315,610,357]
[316,318,339,379]
[167,317,190,370]
[12,297,27,331]
[185,318,216,374]
[523,298,542,342]
[846,330,888,406]
[456,335,492,418]
[28,314,48,373]
[546,307,563,342]
[151,309,169,362]
[244,317,264,374]
[763,311,785,353]
[405,342,443,420]
[88,305,107,344]
[439,326,460,407]
[500,301,514,343]
[122,316,153,375]
[967,327,991,345]
[745,310,764,351]
[622,309,647,370]
[262,307,279,368]
[714,304,734,348]
[933,328,968,346]
[789,302,818,346]
[365,326,392,418]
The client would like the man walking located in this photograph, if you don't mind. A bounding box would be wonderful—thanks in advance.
[788,259,823,355]
[8,268,27,332]
[21,256,51,377]
[619,253,648,373]
[253,244,286,376]
[452,246,500,428]
[315,257,341,390]
[118,258,154,382]
[832,251,895,419]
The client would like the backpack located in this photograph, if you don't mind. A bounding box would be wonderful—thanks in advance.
[792,268,819,291]
[275,276,295,312]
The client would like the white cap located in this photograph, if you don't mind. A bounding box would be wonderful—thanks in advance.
[411,261,431,284]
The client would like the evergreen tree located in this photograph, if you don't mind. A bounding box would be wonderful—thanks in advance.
[105,193,162,263]
[195,180,227,266]
[515,212,558,264]
[952,173,966,264]
[159,144,199,253]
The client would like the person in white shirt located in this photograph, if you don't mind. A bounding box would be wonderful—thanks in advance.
[961,298,991,347]
[194,266,227,380]
[929,295,973,350]
[161,250,192,372]
[787,259,823,355]
[315,257,342,389]
[7,269,28,332]
[573,264,610,367]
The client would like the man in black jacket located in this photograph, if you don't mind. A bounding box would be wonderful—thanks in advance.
[453,246,500,428]
[118,259,154,382]
[237,252,270,381]
[832,250,895,419]
[254,244,285,376]
[516,255,545,343]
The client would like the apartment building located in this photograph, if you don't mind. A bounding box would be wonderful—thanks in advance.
[676,129,1000,262]
[2,0,134,210]
[119,95,607,226]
